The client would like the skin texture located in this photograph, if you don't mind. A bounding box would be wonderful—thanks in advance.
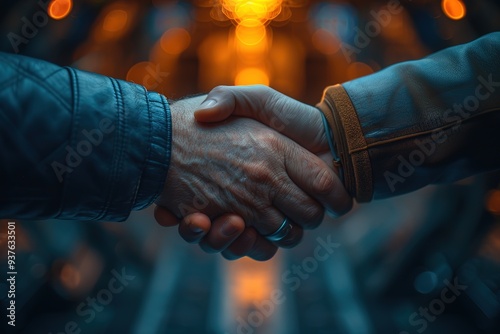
[155,87,352,260]
[156,94,350,259]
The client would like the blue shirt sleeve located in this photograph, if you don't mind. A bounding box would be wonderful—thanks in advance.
[0,52,171,221]
[341,32,500,198]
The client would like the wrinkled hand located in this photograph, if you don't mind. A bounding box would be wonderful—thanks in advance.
[155,86,352,261]
[155,94,350,260]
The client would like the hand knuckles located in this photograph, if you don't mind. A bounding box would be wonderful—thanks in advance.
[271,176,294,200]
[249,161,282,189]
[250,163,272,184]
[254,130,282,151]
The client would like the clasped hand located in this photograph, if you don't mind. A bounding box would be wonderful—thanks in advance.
[154,86,352,261]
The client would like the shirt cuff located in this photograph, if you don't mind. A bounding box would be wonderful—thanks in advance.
[132,91,172,210]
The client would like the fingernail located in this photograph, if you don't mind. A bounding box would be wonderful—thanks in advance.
[188,221,203,233]
[221,220,239,237]
[198,99,217,109]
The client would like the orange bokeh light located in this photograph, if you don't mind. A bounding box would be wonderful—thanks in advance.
[235,2,267,20]
[486,190,500,215]
[160,28,191,55]
[234,271,273,302]
[441,0,466,20]
[126,61,162,90]
[48,0,73,20]
[222,0,282,22]
[235,67,269,85]
[103,9,129,32]
[312,29,340,55]
[228,257,278,307]
[219,1,289,89]
[236,23,266,45]
[60,263,81,290]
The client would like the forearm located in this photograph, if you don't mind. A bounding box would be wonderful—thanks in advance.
[318,32,500,201]
[0,53,171,221]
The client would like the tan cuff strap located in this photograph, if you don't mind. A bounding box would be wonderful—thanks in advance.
[316,84,373,202]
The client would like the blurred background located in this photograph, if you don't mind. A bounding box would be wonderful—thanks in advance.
[1,0,500,333]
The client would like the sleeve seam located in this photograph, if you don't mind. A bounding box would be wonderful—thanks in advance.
[96,77,126,220]
[54,67,79,218]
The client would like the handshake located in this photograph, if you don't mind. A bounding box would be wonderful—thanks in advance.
[1,35,495,253]
[154,85,352,261]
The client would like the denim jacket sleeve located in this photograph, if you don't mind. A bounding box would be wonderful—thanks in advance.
[0,53,171,221]
[317,32,500,201]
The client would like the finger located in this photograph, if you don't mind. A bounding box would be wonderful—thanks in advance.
[195,85,327,152]
[268,220,304,249]
[283,140,353,216]
[178,213,212,243]
[221,227,278,261]
[318,151,336,169]
[154,206,181,227]
[196,85,353,216]
[246,207,304,248]
[247,207,303,247]
[199,215,245,253]
[272,176,325,229]
[194,89,236,123]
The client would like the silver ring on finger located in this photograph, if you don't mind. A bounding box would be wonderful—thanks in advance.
[264,217,292,242]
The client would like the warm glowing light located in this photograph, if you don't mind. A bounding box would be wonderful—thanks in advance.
[210,6,229,22]
[160,28,191,55]
[91,4,136,42]
[236,35,268,58]
[229,257,277,305]
[238,17,264,28]
[60,263,81,290]
[441,0,466,20]
[103,9,129,32]
[235,2,267,20]
[236,23,266,45]
[272,5,291,22]
[222,0,282,22]
[235,67,269,85]
[312,29,340,55]
[48,0,73,20]
[126,61,165,90]
[486,190,500,215]
[214,1,294,89]
[197,34,234,90]
[235,271,272,302]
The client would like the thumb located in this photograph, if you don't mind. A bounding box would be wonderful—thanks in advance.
[194,95,235,123]
[195,85,327,152]
[194,85,267,123]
